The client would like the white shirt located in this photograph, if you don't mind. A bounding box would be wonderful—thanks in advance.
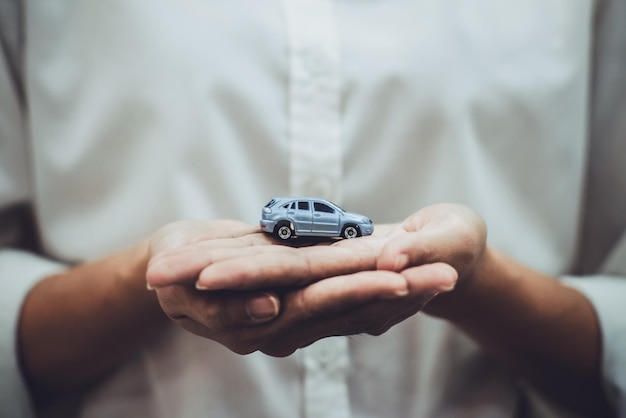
[1,0,625,416]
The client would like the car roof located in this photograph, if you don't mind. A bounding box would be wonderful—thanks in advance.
[270,197,341,209]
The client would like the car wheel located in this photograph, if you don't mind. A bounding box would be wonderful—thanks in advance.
[341,224,360,239]
[275,222,293,240]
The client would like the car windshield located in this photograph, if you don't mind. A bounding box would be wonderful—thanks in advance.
[332,202,346,213]
[264,199,278,208]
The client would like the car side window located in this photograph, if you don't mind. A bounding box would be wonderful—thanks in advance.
[298,201,310,211]
[314,202,335,214]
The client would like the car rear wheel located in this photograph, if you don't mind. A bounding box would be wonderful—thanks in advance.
[341,224,360,239]
[275,222,293,240]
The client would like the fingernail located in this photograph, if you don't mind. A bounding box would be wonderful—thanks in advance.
[393,254,409,271]
[436,275,458,292]
[437,282,456,292]
[382,278,410,299]
[147,283,155,291]
[246,293,279,322]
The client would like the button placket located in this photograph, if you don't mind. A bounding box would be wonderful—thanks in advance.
[283,0,343,205]
[282,2,348,416]
[302,338,351,418]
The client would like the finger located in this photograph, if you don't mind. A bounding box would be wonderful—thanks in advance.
[147,233,275,287]
[196,245,378,290]
[150,224,389,289]
[294,262,456,314]
[150,220,259,254]
[187,231,273,249]
[401,262,458,293]
[380,227,483,278]
[260,297,420,357]
[165,292,282,355]
[189,222,262,243]
[255,271,410,356]
[287,264,456,332]
[260,265,457,356]
[378,206,487,274]
[340,264,457,334]
[157,286,281,330]
[267,271,410,339]
[294,270,410,313]
[376,228,449,272]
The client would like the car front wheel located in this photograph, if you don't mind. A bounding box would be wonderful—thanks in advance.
[341,224,360,239]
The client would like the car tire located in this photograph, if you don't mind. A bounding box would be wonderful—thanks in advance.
[341,224,360,239]
[274,222,293,240]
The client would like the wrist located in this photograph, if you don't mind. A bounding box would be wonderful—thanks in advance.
[422,244,499,321]
[116,239,167,323]
[19,239,168,398]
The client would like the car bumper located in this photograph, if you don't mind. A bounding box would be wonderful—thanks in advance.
[360,223,374,236]
[260,219,277,233]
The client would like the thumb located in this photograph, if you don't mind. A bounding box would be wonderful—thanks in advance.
[377,230,436,271]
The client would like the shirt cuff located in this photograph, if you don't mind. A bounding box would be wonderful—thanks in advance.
[564,276,626,415]
[0,249,66,418]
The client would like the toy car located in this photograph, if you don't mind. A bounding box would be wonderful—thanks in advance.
[260,197,374,240]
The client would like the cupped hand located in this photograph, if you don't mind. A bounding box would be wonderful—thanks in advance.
[144,219,429,354]
[146,220,284,348]
[145,203,487,355]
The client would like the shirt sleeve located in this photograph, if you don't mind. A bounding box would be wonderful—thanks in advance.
[566,235,626,414]
[565,274,626,415]
[564,0,626,413]
[0,251,65,418]
[0,8,66,416]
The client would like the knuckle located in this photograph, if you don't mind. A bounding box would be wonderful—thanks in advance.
[295,291,321,319]
[156,287,185,317]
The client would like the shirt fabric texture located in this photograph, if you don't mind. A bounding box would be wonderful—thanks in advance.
[1,0,625,417]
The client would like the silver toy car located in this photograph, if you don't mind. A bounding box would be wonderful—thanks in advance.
[260,197,374,240]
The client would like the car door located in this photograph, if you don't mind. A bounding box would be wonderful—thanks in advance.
[291,201,313,233]
[312,202,340,235]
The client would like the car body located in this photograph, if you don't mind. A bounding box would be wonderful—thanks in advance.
[260,197,374,240]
